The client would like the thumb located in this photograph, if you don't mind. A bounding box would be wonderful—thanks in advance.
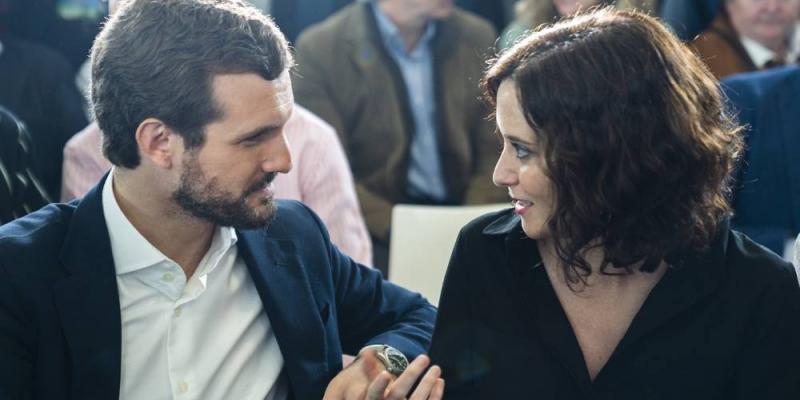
[359,351,388,380]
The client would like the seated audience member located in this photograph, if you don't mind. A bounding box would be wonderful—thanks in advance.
[723,66,800,258]
[498,0,656,50]
[691,0,800,79]
[0,36,87,198]
[62,105,374,266]
[430,8,800,399]
[660,0,721,41]
[74,0,356,95]
[456,0,518,32]
[0,1,443,399]
[0,105,51,224]
[270,0,353,43]
[292,0,507,273]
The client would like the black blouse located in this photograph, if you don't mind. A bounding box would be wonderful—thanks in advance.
[429,209,800,399]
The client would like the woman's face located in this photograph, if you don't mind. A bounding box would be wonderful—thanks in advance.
[553,0,604,17]
[725,0,800,52]
[493,80,555,240]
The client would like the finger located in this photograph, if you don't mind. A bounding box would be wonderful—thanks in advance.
[431,378,444,400]
[408,365,441,400]
[384,355,432,400]
[359,351,388,379]
[365,371,392,400]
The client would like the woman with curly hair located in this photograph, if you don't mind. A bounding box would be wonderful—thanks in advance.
[429,8,800,399]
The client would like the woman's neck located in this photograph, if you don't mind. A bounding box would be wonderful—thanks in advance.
[537,238,667,292]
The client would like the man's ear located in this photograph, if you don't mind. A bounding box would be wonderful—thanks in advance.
[135,118,175,169]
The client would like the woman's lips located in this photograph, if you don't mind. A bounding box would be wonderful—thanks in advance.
[513,199,533,215]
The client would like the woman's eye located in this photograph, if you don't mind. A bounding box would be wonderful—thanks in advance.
[511,142,533,159]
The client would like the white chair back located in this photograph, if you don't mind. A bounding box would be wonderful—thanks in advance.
[388,203,509,306]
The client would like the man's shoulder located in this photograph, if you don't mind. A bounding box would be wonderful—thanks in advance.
[724,229,798,293]
[444,7,497,45]
[287,105,337,142]
[296,3,365,47]
[723,66,800,103]
[65,122,103,155]
[457,207,517,244]
[261,199,324,240]
[0,203,75,277]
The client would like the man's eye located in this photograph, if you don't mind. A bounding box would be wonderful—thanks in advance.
[240,132,268,146]
[241,138,260,147]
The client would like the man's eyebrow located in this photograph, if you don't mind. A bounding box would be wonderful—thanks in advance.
[236,124,282,140]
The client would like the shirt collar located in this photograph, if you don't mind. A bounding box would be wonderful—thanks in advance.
[480,208,730,277]
[102,169,237,276]
[371,2,436,57]
[481,208,521,236]
[740,22,800,68]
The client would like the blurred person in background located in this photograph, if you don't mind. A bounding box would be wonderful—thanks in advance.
[0,33,87,199]
[498,0,657,50]
[293,0,507,273]
[430,8,800,398]
[692,0,800,79]
[456,0,518,32]
[270,0,353,44]
[722,66,800,259]
[0,106,50,224]
[0,0,87,199]
[659,0,721,41]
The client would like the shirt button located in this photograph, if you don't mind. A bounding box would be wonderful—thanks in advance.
[178,381,189,394]
[162,272,175,282]
[173,307,182,318]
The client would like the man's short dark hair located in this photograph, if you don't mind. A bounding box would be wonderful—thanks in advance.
[91,0,293,168]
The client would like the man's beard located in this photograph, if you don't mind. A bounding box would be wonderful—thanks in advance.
[172,153,277,230]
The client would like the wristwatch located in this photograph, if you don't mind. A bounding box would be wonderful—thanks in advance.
[360,345,408,376]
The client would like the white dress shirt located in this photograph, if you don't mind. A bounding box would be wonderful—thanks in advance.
[740,22,800,68]
[102,171,287,400]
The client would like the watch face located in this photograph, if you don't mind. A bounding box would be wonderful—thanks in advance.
[383,347,408,375]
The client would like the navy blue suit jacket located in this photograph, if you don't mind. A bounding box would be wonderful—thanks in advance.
[723,66,800,254]
[0,176,436,400]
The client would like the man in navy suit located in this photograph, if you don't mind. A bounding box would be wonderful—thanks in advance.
[0,1,444,399]
[723,66,800,257]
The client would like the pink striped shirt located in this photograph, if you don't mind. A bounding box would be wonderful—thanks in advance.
[61,105,373,266]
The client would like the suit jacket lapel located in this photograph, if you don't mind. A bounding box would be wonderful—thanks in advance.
[54,175,122,400]
[343,4,379,74]
[237,229,329,400]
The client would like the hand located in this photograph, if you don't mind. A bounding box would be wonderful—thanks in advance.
[323,353,445,400]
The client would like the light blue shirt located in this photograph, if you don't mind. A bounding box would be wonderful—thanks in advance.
[372,4,447,202]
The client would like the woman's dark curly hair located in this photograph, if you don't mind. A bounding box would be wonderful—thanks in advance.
[483,8,744,283]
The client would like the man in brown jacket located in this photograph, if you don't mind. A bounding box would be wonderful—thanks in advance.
[691,0,800,79]
[293,0,506,271]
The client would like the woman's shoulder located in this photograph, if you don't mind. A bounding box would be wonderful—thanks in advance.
[458,207,518,241]
[724,229,799,294]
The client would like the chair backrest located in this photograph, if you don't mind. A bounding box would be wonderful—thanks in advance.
[388,203,509,306]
